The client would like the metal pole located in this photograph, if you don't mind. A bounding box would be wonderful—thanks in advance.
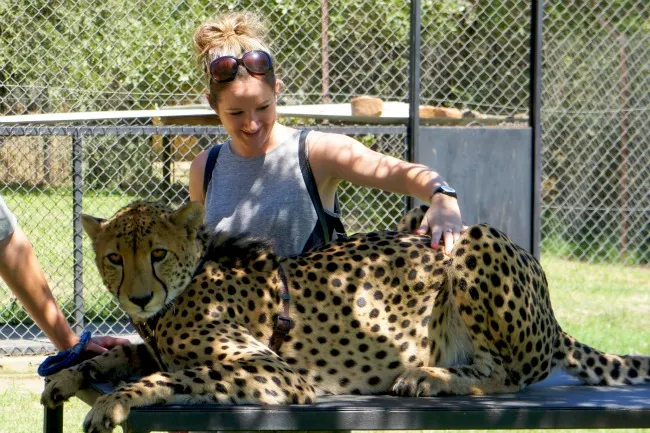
[43,405,64,433]
[72,132,85,334]
[407,0,421,209]
[596,14,630,259]
[321,0,331,103]
[529,0,543,259]
[162,135,172,194]
[617,34,629,257]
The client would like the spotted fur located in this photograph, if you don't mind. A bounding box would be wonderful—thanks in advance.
[41,201,650,433]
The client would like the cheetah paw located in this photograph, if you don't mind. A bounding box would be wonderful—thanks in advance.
[82,394,130,433]
[40,368,84,408]
[391,369,450,397]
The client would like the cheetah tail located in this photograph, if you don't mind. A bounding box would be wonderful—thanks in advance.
[553,330,650,386]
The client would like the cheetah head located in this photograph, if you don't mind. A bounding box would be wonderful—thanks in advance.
[81,201,205,322]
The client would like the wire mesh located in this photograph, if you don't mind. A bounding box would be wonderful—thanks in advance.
[0,127,407,355]
[1,0,533,114]
[1,1,648,355]
[541,2,650,264]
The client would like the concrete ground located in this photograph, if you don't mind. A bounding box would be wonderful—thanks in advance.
[0,355,46,393]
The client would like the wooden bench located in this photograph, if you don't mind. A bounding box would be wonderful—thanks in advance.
[44,371,650,433]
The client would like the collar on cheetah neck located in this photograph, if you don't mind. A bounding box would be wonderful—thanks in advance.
[131,263,294,359]
[268,264,294,353]
[131,315,166,370]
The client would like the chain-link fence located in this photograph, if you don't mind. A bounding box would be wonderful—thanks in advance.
[541,2,649,265]
[1,1,648,354]
[0,125,408,354]
[1,0,533,114]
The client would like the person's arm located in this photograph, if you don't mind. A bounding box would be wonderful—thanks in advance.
[308,132,464,253]
[0,227,129,353]
[189,149,210,204]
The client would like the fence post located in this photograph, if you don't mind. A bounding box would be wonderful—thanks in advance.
[406,0,421,211]
[321,0,331,103]
[162,134,172,195]
[72,131,85,334]
[529,0,543,259]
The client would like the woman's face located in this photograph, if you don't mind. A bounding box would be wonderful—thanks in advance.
[212,76,278,157]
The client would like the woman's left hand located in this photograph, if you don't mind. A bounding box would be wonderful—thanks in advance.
[415,194,466,255]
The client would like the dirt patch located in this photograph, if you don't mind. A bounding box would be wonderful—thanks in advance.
[0,356,44,393]
[0,136,72,186]
[0,355,43,374]
[0,373,44,394]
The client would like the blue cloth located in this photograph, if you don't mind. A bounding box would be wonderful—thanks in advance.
[37,330,92,377]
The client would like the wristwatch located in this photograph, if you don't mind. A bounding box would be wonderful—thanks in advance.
[432,185,457,199]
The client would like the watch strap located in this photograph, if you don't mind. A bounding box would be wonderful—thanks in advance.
[432,185,457,199]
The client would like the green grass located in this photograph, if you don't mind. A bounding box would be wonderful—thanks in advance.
[1,254,648,433]
[0,378,91,433]
[542,255,650,354]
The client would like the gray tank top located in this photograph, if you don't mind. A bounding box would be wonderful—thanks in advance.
[204,130,342,257]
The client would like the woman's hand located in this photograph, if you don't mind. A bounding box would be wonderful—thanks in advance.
[415,194,466,255]
[85,335,131,355]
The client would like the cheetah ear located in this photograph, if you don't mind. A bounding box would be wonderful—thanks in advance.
[170,201,205,236]
[81,214,105,242]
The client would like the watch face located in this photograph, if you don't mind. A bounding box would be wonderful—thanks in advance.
[434,185,457,198]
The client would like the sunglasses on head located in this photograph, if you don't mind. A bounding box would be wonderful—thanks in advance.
[209,50,273,83]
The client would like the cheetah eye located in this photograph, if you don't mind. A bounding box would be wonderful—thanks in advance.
[151,249,167,262]
[106,253,123,266]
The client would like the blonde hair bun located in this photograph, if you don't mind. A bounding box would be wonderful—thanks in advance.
[193,11,269,72]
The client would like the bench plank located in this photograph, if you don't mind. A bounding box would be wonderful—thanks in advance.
[49,372,650,432]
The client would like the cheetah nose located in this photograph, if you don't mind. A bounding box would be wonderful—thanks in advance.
[129,294,153,309]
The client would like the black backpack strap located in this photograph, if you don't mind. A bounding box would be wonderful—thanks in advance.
[202,144,223,198]
[298,130,332,244]
[329,195,347,238]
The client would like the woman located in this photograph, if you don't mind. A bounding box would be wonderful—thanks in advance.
[189,12,464,257]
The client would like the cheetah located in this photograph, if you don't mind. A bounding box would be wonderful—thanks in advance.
[41,201,650,433]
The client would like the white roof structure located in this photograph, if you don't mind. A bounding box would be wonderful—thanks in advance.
[0,102,526,126]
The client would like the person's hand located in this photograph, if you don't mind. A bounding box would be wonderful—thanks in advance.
[84,335,131,355]
[415,194,466,255]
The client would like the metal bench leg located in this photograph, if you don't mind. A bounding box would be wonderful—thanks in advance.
[43,404,63,433]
